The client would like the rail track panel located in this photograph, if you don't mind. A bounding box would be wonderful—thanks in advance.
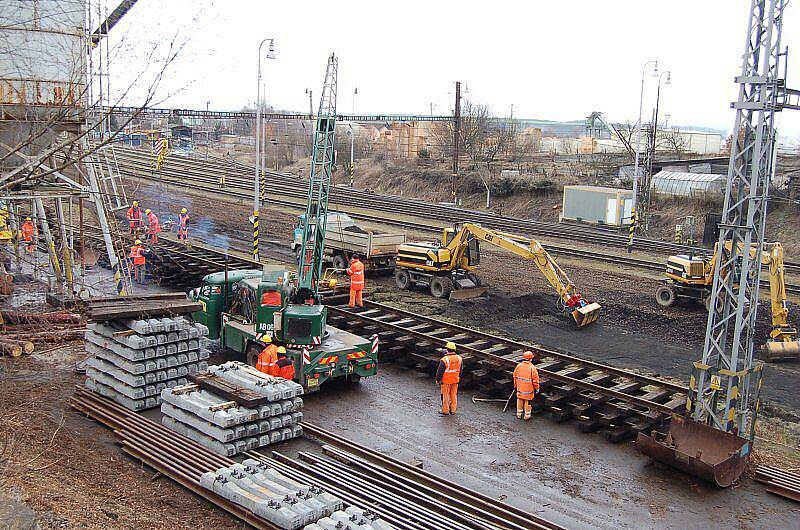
[326,298,687,443]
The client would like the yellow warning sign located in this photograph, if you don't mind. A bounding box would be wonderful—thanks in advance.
[710,375,722,391]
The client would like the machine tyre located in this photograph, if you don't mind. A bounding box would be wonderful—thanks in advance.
[349,374,362,384]
[246,343,261,367]
[704,296,713,313]
[395,269,411,290]
[655,285,677,308]
[430,276,453,299]
[332,254,348,271]
[467,272,482,287]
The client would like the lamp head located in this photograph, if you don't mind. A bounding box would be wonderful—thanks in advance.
[665,72,672,85]
[266,40,276,59]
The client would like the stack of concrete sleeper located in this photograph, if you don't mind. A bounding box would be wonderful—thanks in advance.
[83,316,210,411]
[160,361,304,456]
[200,458,393,530]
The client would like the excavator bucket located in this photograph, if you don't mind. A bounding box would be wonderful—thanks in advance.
[449,286,489,301]
[571,302,602,327]
[763,340,800,362]
[636,415,749,487]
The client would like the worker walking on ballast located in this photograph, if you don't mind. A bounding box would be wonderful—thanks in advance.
[346,256,365,308]
[513,351,540,420]
[177,207,189,241]
[20,217,36,254]
[435,342,462,415]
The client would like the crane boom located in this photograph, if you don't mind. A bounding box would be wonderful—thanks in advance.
[296,53,338,303]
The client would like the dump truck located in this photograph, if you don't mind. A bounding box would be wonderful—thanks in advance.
[191,265,378,393]
[291,212,406,271]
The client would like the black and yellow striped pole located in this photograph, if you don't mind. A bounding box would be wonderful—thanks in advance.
[626,208,636,254]
[260,170,266,203]
[253,210,259,261]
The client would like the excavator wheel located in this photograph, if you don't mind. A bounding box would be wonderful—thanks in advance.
[395,269,411,290]
[655,285,677,308]
[467,272,482,287]
[430,276,453,299]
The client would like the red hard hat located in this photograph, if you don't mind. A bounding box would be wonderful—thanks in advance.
[523,351,534,360]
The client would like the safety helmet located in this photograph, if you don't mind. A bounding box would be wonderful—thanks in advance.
[132,201,139,206]
[523,351,534,360]
[181,208,187,213]
[25,217,31,221]
[134,239,142,245]
[328,279,337,289]
[445,342,457,352]
[277,346,287,354]
[145,208,152,214]
[263,336,272,344]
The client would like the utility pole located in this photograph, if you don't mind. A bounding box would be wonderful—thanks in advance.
[350,88,357,187]
[690,0,787,442]
[451,81,461,204]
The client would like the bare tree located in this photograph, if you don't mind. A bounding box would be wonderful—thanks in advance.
[659,128,689,157]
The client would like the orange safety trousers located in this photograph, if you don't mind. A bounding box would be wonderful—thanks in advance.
[349,288,363,308]
[441,383,458,414]
[517,398,533,420]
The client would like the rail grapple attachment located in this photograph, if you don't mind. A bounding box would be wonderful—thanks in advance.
[636,414,749,487]
[571,302,602,327]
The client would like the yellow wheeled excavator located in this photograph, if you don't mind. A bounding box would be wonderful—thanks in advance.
[656,241,798,359]
[394,222,602,327]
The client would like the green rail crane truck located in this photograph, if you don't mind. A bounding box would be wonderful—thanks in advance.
[191,53,378,392]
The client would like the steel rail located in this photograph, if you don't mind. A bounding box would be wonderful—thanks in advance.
[114,148,800,287]
[327,304,681,416]
[300,422,563,530]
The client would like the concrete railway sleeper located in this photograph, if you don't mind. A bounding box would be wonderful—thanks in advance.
[325,298,687,443]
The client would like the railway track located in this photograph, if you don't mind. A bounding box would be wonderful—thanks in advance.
[325,297,688,443]
[113,145,800,275]
[112,146,800,294]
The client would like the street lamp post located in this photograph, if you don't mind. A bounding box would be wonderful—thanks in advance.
[350,88,357,187]
[632,60,658,213]
[253,38,275,261]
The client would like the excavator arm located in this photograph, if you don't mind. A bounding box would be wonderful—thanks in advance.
[458,223,602,326]
[762,243,798,357]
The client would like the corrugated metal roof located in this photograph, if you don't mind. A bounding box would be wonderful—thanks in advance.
[652,170,725,182]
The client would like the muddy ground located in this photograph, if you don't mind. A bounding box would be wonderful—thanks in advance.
[2,175,797,528]
[125,176,800,414]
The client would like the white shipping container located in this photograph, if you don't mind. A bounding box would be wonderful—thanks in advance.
[561,185,634,227]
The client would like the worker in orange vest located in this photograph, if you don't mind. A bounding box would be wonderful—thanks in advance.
[145,208,160,244]
[513,351,540,420]
[20,217,36,253]
[256,337,282,377]
[435,342,462,415]
[128,239,147,284]
[177,207,189,241]
[346,256,365,308]
[126,201,142,236]
[276,353,295,381]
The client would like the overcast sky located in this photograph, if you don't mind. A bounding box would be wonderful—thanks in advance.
[108,0,800,138]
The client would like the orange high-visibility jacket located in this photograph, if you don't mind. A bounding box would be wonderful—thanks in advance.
[277,357,295,381]
[127,206,142,223]
[256,344,279,376]
[513,361,540,400]
[346,259,365,290]
[129,244,146,265]
[147,212,161,233]
[437,353,462,384]
[21,221,36,241]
